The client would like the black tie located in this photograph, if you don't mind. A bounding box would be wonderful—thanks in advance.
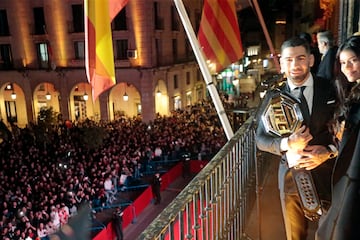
[294,86,310,124]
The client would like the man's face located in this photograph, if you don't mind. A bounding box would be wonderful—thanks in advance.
[317,37,327,54]
[280,46,314,86]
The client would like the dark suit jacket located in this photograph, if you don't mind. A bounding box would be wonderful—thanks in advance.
[316,46,338,82]
[256,76,337,201]
[332,102,360,184]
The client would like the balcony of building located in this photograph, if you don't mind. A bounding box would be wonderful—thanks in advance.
[89,81,319,240]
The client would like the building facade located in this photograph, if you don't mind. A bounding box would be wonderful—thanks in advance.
[0,0,206,127]
[0,0,359,128]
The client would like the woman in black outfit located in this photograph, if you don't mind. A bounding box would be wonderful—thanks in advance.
[316,35,360,240]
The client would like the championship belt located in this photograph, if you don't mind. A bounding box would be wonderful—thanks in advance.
[261,89,322,221]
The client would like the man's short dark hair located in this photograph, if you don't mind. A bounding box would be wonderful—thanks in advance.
[281,36,311,55]
[298,32,312,44]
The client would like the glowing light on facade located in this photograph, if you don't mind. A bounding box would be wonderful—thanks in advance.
[49,0,68,66]
[13,1,32,67]
[129,1,144,66]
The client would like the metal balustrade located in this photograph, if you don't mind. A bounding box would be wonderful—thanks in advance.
[139,115,270,240]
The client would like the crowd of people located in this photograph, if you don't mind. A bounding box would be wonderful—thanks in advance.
[1,29,359,240]
[0,101,227,240]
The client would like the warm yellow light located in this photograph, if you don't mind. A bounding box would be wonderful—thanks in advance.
[260,90,267,99]
[130,1,143,66]
[275,20,286,25]
[123,92,129,101]
[11,91,17,100]
[208,62,217,73]
[83,92,89,101]
[46,92,51,100]
[52,0,67,66]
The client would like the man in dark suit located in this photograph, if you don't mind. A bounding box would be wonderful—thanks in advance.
[256,37,338,240]
[112,207,124,240]
[151,172,162,204]
[316,30,338,82]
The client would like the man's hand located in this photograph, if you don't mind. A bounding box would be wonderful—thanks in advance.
[296,145,331,170]
[288,125,313,152]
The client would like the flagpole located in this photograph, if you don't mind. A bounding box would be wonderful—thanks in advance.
[173,0,234,140]
[251,0,281,73]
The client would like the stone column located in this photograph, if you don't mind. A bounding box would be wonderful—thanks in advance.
[19,73,34,124]
[140,70,155,123]
[23,86,34,124]
[59,91,70,121]
[99,93,110,121]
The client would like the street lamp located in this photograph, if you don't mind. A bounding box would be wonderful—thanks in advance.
[123,92,128,101]
[123,83,129,101]
[45,92,51,100]
[11,91,16,100]
[156,88,161,97]
[45,83,51,100]
[83,92,89,101]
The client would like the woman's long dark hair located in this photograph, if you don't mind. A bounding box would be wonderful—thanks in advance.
[330,36,360,139]
[335,36,360,114]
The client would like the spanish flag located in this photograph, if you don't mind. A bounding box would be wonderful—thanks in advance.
[85,0,128,101]
[198,0,243,73]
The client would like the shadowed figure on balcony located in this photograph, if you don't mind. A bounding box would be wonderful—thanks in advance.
[151,172,162,205]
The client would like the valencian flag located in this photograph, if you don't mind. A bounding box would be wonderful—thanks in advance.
[198,0,243,73]
[84,0,129,101]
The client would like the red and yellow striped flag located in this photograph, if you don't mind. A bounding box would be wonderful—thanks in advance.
[198,0,243,73]
[85,0,128,101]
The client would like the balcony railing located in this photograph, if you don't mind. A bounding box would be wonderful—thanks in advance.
[139,115,271,239]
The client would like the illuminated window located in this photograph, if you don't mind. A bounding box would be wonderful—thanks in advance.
[174,96,181,110]
[136,104,142,114]
[37,42,50,69]
[247,45,261,56]
[186,92,192,106]
[74,41,85,60]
